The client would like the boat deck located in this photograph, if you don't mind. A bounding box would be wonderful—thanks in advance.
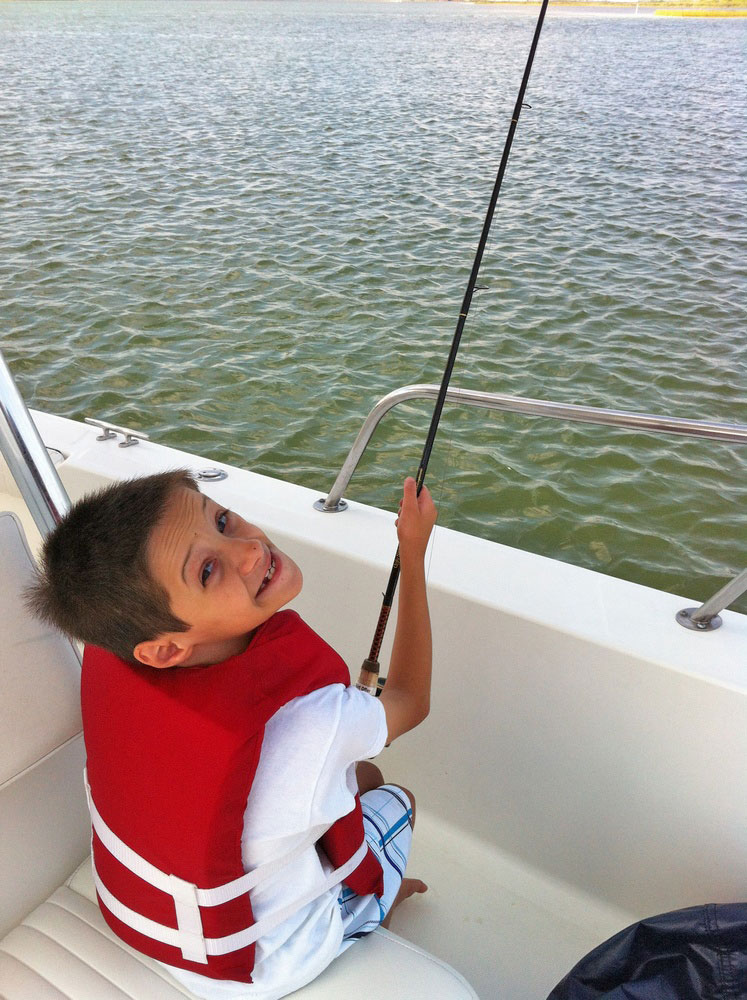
[388,810,631,999]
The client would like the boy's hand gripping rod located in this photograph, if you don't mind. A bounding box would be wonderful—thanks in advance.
[357,0,550,696]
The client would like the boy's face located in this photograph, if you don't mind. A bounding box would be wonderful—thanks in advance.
[144,486,302,665]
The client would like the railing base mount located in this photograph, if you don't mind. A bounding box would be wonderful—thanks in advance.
[676,608,722,632]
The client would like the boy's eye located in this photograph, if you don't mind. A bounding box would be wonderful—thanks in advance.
[201,560,215,587]
[216,510,229,533]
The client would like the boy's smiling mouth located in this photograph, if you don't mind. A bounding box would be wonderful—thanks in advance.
[256,554,277,596]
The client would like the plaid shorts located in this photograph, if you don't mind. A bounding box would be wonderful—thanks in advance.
[337,784,414,946]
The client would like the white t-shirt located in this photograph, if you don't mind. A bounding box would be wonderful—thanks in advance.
[162,684,388,1000]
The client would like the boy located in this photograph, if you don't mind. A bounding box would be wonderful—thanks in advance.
[27,470,436,1000]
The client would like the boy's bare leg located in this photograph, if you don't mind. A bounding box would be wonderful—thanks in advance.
[378,782,427,926]
[356,760,384,795]
[355,765,416,827]
[355,769,419,833]
[381,877,428,928]
[353,771,428,926]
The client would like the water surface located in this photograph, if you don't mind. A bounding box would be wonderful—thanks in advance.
[2,1,746,609]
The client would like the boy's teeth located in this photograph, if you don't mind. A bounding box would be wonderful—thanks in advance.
[259,558,275,593]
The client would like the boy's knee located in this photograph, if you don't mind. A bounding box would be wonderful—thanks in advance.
[356,760,384,795]
[356,766,415,828]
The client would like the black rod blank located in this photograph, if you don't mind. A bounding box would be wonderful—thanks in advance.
[358,0,551,692]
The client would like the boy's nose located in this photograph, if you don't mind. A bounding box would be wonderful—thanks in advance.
[233,538,264,577]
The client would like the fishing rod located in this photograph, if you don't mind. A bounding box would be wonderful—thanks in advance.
[357,0,551,696]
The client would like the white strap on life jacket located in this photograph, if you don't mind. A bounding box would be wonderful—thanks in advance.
[84,770,368,965]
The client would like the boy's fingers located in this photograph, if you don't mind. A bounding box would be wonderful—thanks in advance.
[399,477,416,510]
[417,485,436,515]
[399,480,437,518]
[399,478,438,528]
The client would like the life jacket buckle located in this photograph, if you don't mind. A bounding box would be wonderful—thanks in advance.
[168,874,208,964]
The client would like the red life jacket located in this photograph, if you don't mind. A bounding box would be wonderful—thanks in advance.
[81,610,384,983]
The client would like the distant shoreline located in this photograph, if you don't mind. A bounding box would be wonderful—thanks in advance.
[457,0,746,8]
[352,0,747,6]
[401,0,747,12]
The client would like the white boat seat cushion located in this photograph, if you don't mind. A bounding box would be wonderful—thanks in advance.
[0,511,89,939]
[0,512,82,782]
[0,859,478,999]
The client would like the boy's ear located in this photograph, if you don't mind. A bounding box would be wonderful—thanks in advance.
[133,637,192,669]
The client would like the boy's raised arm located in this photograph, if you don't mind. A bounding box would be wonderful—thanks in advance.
[378,477,437,744]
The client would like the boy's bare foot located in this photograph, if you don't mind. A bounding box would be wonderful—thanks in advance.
[380,877,428,929]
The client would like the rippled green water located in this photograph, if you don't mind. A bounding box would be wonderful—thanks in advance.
[2,1,746,610]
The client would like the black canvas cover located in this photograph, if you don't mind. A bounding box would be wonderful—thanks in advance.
[547,903,747,1000]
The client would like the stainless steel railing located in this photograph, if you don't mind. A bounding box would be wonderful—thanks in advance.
[0,350,70,537]
[314,383,747,630]
[315,383,747,513]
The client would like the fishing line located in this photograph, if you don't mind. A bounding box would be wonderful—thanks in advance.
[357,0,551,696]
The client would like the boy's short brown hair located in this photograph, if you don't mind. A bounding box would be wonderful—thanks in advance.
[26,470,199,662]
